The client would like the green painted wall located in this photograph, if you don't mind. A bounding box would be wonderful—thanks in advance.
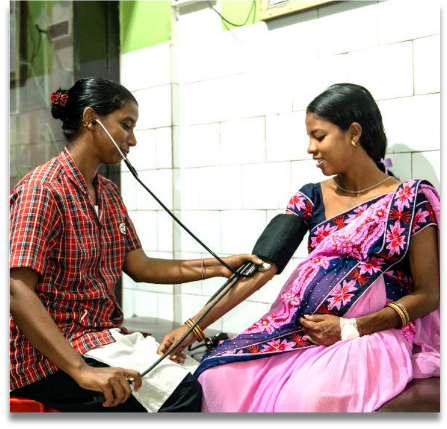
[118,1,261,54]
[221,0,260,31]
[119,1,172,53]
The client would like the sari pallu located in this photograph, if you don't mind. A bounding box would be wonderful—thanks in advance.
[195,179,440,379]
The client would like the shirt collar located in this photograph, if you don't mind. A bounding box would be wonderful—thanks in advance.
[59,147,101,195]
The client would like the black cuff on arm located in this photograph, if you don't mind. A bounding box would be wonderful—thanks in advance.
[252,214,307,274]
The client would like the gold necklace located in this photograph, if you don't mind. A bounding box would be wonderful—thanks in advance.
[333,176,392,195]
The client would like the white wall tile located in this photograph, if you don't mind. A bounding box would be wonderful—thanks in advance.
[266,112,308,162]
[199,165,243,210]
[220,117,266,166]
[120,43,172,91]
[178,123,220,168]
[262,9,319,64]
[221,210,267,255]
[386,153,412,184]
[156,127,173,169]
[139,282,173,294]
[178,81,211,126]
[177,33,245,84]
[122,288,136,318]
[134,290,158,318]
[121,171,137,211]
[318,2,378,56]
[131,129,157,171]
[242,162,291,210]
[172,126,181,168]
[176,3,221,43]
[178,168,200,210]
[134,85,172,129]
[136,170,173,211]
[242,64,294,117]
[171,83,180,126]
[157,293,174,321]
[178,210,221,253]
[291,160,327,192]
[177,279,202,296]
[412,151,440,191]
[180,71,293,125]
[292,54,349,111]
[179,75,244,125]
[123,273,138,291]
[379,94,440,152]
[349,42,413,100]
[173,294,182,325]
[378,0,440,45]
[130,210,158,251]
[157,211,174,252]
[414,35,440,95]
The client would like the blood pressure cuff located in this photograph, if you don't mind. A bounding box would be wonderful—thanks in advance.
[252,214,307,274]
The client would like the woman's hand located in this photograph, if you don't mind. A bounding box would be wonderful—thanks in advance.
[299,314,342,346]
[219,254,264,278]
[74,364,142,408]
[157,325,197,363]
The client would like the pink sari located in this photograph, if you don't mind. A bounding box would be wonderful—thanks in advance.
[197,180,440,412]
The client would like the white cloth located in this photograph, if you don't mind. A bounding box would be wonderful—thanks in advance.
[84,329,199,412]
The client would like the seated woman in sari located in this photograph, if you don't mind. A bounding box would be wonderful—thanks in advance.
[158,83,440,412]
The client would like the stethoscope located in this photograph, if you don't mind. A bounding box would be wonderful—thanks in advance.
[90,119,271,402]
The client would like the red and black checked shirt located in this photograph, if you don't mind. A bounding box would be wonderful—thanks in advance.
[10,148,141,390]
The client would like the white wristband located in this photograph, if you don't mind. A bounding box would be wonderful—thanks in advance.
[340,317,360,341]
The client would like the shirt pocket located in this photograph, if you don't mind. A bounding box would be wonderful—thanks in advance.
[102,213,127,273]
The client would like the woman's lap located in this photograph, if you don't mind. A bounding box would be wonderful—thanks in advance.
[199,330,412,412]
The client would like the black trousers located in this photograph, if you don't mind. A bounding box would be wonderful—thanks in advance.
[12,358,202,412]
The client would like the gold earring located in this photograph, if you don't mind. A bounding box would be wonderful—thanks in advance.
[351,140,356,147]
[83,120,89,127]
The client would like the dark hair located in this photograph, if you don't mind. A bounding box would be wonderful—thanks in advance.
[307,83,391,174]
[51,77,138,141]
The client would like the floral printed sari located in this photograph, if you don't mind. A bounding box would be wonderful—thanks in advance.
[196,179,440,379]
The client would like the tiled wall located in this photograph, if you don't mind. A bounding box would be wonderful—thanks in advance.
[119,0,440,334]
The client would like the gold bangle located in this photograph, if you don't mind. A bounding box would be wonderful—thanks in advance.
[386,302,407,328]
[193,321,206,341]
[386,302,406,328]
[386,302,408,328]
[394,302,410,324]
[185,318,206,342]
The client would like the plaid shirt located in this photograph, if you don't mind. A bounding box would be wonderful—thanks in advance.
[10,148,141,390]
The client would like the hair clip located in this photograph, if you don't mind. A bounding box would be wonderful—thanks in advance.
[379,157,393,174]
[50,92,69,107]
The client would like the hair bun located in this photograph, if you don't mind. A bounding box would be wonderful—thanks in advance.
[50,89,68,120]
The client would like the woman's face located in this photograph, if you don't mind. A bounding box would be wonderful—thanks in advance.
[96,101,139,165]
[305,112,354,176]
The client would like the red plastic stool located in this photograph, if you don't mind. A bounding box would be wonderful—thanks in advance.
[10,396,59,412]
